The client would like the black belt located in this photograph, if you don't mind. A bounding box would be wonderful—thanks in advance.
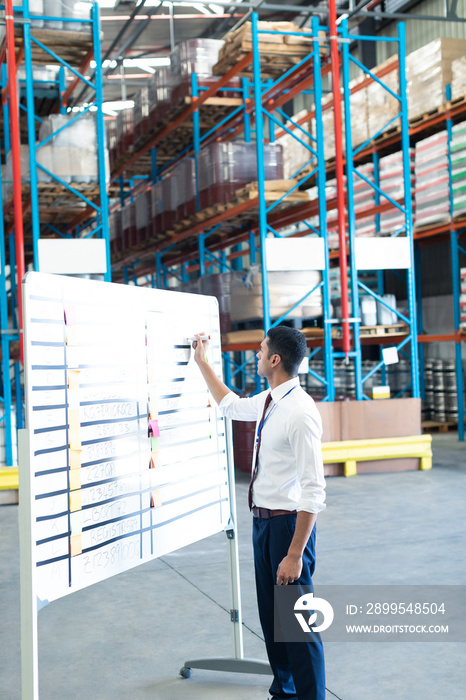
[252,507,297,519]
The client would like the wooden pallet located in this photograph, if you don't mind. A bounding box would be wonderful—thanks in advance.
[172,181,309,233]
[409,104,447,130]
[213,21,324,79]
[421,420,458,433]
[14,26,94,67]
[359,323,409,337]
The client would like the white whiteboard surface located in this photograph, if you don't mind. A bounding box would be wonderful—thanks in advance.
[23,272,230,604]
[37,239,107,274]
[265,237,326,271]
[354,237,411,270]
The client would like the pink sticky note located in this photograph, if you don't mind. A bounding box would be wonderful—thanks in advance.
[150,420,160,437]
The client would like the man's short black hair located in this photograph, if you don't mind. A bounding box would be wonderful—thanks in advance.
[266,325,307,377]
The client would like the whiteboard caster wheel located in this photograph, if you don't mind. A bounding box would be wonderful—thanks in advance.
[180,666,192,679]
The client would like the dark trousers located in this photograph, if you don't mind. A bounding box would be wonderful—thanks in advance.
[252,513,326,700]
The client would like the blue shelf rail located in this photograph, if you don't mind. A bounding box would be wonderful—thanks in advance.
[340,19,420,401]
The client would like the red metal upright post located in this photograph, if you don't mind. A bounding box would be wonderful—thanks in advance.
[328,0,350,359]
[5,0,26,362]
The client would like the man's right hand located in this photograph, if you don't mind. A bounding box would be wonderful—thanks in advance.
[192,332,209,366]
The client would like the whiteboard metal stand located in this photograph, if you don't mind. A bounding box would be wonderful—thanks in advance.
[19,427,39,700]
[180,418,271,679]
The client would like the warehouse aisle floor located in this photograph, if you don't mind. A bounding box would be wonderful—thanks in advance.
[1,432,465,700]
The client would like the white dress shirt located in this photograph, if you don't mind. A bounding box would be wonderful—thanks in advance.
[219,377,326,514]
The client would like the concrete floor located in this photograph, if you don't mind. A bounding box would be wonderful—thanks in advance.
[1,432,465,700]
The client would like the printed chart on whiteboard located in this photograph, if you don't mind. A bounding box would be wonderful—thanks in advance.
[23,272,230,604]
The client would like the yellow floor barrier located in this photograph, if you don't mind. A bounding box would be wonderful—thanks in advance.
[322,434,433,477]
[0,467,19,491]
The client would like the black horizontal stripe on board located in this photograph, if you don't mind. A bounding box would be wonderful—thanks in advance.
[80,414,141,428]
[80,450,142,469]
[34,424,67,435]
[82,507,149,534]
[79,471,141,492]
[31,340,65,347]
[34,444,67,457]
[34,466,68,478]
[33,403,67,411]
[80,487,145,511]
[79,398,137,406]
[81,527,146,555]
[36,531,69,547]
[81,432,139,447]
[30,318,63,324]
[35,488,68,500]
[152,497,228,530]
[31,364,66,370]
[36,553,70,568]
[32,385,67,391]
[36,509,69,522]
[174,344,191,349]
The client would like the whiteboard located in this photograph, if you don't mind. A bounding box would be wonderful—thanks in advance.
[23,272,230,604]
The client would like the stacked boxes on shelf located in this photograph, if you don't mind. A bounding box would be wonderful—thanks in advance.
[451,120,466,218]
[35,113,109,185]
[379,149,415,235]
[367,55,400,141]
[414,131,450,229]
[406,38,466,120]
[451,56,466,100]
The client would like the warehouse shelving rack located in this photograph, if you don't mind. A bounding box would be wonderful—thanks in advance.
[340,19,419,401]
[107,13,423,405]
[0,0,110,468]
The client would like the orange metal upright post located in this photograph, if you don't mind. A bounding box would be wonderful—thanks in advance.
[5,0,26,362]
[328,0,350,359]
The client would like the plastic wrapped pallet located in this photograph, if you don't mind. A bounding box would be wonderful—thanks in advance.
[367,55,400,142]
[170,39,225,105]
[379,150,415,235]
[451,120,466,218]
[197,141,284,210]
[414,130,450,228]
[406,38,466,120]
[38,113,106,184]
[116,108,134,159]
[151,181,164,237]
[451,56,466,101]
[461,268,466,328]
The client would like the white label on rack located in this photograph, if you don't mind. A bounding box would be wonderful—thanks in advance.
[355,238,411,270]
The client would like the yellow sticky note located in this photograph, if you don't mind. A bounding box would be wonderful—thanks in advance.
[69,426,81,450]
[70,490,82,512]
[68,389,80,410]
[70,511,83,536]
[70,534,82,557]
[151,452,162,469]
[69,449,82,470]
[68,409,81,449]
[151,490,162,508]
[66,326,79,346]
[68,369,80,391]
[69,469,81,491]
[149,401,159,420]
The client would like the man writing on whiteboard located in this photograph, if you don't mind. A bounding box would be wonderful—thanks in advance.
[193,325,326,700]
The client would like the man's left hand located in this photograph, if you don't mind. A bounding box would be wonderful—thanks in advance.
[276,554,303,585]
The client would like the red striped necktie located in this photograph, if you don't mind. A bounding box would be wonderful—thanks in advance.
[248,392,273,510]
